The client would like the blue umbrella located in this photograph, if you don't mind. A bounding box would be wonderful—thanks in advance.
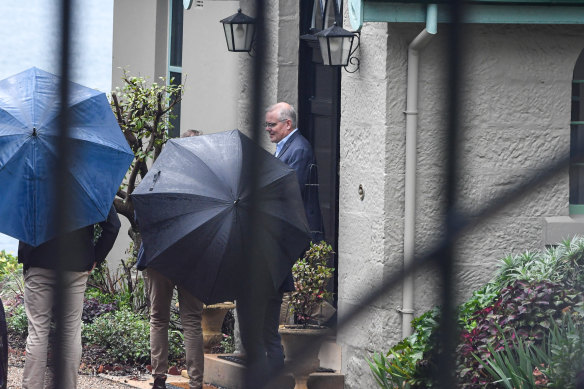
[0,67,133,246]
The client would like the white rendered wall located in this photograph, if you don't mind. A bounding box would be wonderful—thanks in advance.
[237,0,299,153]
[338,22,583,388]
[181,0,239,134]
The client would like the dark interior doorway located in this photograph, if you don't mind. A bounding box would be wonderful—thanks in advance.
[298,0,341,308]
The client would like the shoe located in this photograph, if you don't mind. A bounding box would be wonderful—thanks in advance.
[152,374,167,389]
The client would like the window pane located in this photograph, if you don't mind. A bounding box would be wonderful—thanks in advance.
[170,0,183,67]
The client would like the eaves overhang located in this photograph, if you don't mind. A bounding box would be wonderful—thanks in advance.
[349,0,584,30]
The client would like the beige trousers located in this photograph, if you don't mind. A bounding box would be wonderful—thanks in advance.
[146,268,204,389]
[22,267,89,389]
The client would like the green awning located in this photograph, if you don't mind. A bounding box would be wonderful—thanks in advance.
[349,0,584,30]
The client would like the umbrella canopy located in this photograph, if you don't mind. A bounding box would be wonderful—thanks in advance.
[0,67,133,246]
[132,129,311,304]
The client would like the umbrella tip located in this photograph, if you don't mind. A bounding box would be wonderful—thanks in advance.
[234,198,240,205]
[32,127,37,136]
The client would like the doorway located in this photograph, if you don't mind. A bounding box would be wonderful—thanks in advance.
[297,0,341,307]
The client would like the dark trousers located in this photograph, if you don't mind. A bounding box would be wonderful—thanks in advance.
[237,286,284,388]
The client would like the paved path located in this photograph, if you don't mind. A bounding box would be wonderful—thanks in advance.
[7,365,219,389]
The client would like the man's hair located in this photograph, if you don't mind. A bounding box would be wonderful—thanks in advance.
[181,129,202,138]
[267,103,297,128]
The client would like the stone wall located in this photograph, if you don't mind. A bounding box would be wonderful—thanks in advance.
[237,0,299,152]
[338,22,583,388]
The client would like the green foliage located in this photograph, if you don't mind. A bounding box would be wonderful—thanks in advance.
[220,334,235,354]
[367,308,440,389]
[534,315,584,388]
[110,69,184,240]
[7,303,28,337]
[473,316,584,389]
[475,328,547,389]
[82,308,184,364]
[87,243,147,314]
[456,280,583,386]
[0,250,21,280]
[289,241,334,326]
[368,235,584,388]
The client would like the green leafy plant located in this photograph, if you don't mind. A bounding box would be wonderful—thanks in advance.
[220,334,235,354]
[6,303,28,337]
[82,308,183,364]
[367,308,440,389]
[289,241,334,326]
[110,69,184,246]
[534,315,584,388]
[0,250,21,281]
[473,326,547,389]
[368,235,584,388]
[87,242,147,313]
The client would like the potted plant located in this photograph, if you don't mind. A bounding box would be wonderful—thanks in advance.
[279,241,335,389]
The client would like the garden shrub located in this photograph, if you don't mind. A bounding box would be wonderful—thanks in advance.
[457,280,584,386]
[82,308,184,364]
[81,297,116,324]
[368,236,584,388]
[0,251,20,281]
[7,303,28,337]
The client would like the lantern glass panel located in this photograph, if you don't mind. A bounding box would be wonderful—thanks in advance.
[318,35,354,66]
[243,24,255,51]
[223,24,235,51]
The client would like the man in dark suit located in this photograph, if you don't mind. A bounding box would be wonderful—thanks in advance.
[237,102,324,388]
[267,102,324,242]
[18,205,120,389]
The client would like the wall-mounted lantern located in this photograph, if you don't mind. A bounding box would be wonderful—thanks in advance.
[315,22,360,72]
[219,9,256,53]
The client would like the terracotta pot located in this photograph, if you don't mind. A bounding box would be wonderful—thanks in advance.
[202,302,235,353]
[279,325,329,389]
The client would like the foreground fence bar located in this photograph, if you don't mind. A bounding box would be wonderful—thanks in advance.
[44,1,584,388]
[54,0,73,388]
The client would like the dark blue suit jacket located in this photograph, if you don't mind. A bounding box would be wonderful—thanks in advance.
[277,130,324,241]
[277,130,324,292]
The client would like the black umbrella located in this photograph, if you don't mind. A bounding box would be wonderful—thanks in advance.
[132,130,310,304]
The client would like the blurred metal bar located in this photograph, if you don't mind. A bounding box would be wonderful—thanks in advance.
[54,0,73,387]
[241,1,268,388]
[437,0,464,386]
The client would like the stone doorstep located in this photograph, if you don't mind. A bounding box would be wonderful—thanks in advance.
[204,354,344,389]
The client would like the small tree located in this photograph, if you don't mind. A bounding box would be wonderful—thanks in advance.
[110,69,184,247]
[289,241,335,327]
[94,70,183,303]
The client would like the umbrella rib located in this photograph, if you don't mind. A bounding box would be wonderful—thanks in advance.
[239,171,296,201]
[37,139,110,221]
[138,196,230,227]
[147,206,232,260]
[172,141,236,197]
[42,132,132,155]
[256,207,309,237]
[0,108,28,132]
[35,91,102,131]
[0,135,31,174]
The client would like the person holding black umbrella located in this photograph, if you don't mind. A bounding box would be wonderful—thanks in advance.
[140,129,205,389]
[236,102,325,385]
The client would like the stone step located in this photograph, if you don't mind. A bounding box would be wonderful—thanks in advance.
[204,354,344,389]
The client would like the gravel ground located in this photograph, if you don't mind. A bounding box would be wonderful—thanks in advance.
[7,365,137,389]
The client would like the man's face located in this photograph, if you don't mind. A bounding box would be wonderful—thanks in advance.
[265,109,292,143]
